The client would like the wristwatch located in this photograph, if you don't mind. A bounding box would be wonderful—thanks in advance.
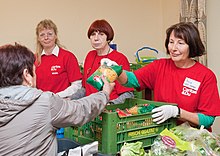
[176,106,181,118]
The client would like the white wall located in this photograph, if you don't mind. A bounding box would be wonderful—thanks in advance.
[207,0,220,134]
[0,0,179,63]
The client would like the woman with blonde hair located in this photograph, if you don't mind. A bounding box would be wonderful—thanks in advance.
[35,19,82,98]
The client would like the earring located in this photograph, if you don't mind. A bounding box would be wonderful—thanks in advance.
[28,81,33,87]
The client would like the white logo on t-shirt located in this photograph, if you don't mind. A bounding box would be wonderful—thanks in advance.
[51,65,61,75]
[182,77,201,96]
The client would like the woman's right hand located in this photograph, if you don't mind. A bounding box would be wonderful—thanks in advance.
[101,75,115,96]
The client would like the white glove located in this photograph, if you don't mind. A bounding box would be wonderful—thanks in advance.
[151,105,179,124]
[101,58,118,66]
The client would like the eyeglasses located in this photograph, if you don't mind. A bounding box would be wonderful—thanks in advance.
[38,32,55,38]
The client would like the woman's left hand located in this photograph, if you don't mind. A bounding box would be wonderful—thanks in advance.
[151,105,179,124]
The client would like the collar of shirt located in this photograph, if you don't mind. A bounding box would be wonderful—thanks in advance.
[41,45,59,57]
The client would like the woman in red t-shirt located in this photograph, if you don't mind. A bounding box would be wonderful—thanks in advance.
[104,22,220,131]
[35,19,82,98]
[82,19,134,104]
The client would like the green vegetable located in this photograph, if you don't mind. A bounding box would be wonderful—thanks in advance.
[138,104,155,114]
[148,123,220,156]
[120,141,147,156]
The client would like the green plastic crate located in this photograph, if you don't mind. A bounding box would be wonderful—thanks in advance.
[64,98,176,155]
[130,63,142,72]
[133,90,144,99]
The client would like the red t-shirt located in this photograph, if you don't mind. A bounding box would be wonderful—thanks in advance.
[134,58,220,116]
[82,50,134,100]
[35,48,82,93]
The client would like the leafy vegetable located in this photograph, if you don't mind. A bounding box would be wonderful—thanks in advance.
[120,141,147,156]
[147,122,220,156]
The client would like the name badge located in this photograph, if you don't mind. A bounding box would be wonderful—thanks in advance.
[183,77,200,91]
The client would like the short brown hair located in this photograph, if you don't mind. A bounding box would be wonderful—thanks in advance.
[87,19,114,42]
[0,43,35,87]
[165,22,205,57]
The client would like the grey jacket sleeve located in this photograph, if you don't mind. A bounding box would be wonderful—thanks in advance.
[50,91,109,128]
[109,91,134,104]
[68,87,86,100]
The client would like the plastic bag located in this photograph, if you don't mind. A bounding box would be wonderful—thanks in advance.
[191,128,220,156]
[149,122,220,156]
[120,141,147,156]
[169,122,198,141]
[150,128,194,156]
[87,64,122,90]
[170,123,220,155]
[58,141,98,156]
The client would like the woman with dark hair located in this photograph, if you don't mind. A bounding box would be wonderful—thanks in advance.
[103,22,220,131]
[0,43,114,155]
[82,19,134,104]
